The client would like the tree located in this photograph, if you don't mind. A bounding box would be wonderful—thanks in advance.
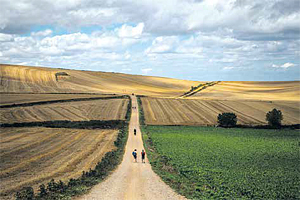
[266,108,283,127]
[217,113,237,127]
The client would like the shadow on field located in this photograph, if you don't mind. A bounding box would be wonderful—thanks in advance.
[0,95,127,108]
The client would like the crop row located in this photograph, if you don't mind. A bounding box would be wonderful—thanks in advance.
[142,126,300,199]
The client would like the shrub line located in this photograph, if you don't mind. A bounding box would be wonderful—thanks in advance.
[0,120,126,129]
[0,95,127,108]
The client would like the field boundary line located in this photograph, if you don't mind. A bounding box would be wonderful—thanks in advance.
[0,120,126,129]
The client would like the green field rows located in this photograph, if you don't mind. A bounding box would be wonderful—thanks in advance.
[142,126,300,199]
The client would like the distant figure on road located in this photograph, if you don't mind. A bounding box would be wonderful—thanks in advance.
[132,149,137,162]
[134,129,137,136]
[141,150,146,163]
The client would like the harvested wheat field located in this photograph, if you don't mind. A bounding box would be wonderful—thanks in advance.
[141,97,300,125]
[0,127,118,199]
[187,81,300,101]
[0,93,116,106]
[0,98,129,124]
[0,64,199,96]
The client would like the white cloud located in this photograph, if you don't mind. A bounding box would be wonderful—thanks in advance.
[272,62,296,69]
[145,36,179,54]
[223,66,234,70]
[118,23,144,38]
[2,0,299,41]
[0,33,14,42]
[282,63,296,68]
[31,29,52,37]
[0,29,141,65]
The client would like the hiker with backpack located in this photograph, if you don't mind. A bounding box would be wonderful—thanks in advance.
[141,150,146,163]
[134,129,136,136]
[132,149,137,162]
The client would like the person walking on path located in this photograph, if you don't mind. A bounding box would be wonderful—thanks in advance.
[132,149,137,162]
[141,150,146,163]
[134,129,137,136]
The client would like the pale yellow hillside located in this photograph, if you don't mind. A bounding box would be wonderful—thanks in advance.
[188,81,300,101]
[1,64,299,101]
[0,64,199,96]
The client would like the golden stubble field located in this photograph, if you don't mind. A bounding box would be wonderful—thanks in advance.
[0,96,129,199]
[188,81,300,101]
[0,64,199,96]
[0,127,118,199]
[0,98,129,124]
[141,97,300,125]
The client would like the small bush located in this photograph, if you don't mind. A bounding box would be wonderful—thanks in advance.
[217,113,237,127]
[15,187,34,200]
[266,108,283,127]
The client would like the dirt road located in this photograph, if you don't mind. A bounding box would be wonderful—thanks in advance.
[80,96,186,200]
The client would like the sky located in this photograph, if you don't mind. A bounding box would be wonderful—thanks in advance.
[0,0,299,81]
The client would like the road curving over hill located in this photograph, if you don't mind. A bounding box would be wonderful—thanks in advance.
[79,95,186,200]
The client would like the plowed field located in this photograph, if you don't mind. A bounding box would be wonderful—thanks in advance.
[0,127,118,199]
[0,99,129,124]
[141,97,300,125]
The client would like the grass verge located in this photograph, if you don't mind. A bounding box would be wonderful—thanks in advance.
[14,96,132,200]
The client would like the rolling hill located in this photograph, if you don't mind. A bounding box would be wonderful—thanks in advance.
[0,64,199,96]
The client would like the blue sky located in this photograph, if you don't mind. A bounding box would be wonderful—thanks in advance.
[0,0,299,81]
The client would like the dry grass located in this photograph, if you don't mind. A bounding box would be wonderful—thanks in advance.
[141,97,300,125]
[0,99,129,124]
[0,127,118,199]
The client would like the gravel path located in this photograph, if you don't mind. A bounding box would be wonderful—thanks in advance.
[79,95,186,200]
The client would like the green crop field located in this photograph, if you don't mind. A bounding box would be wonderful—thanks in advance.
[142,126,300,199]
